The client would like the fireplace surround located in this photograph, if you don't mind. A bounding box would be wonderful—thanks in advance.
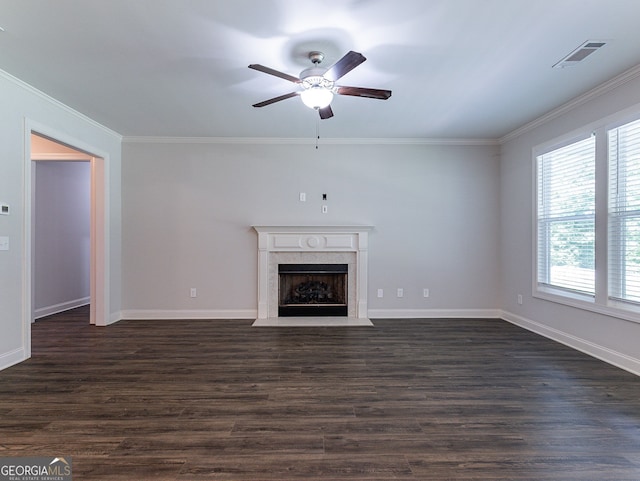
[252,225,372,320]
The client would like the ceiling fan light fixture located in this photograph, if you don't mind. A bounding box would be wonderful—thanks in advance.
[300,85,334,109]
[249,50,391,120]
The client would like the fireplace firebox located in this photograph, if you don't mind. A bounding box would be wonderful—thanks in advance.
[278,264,348,317]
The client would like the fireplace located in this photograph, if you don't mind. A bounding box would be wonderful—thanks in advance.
[278,264,348,317]
[252,225,372,320]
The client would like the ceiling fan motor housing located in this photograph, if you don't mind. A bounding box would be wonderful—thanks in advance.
[300,67,334,90]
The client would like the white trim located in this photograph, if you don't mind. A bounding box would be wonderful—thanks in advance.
[0,347,26,372]
[24,119,111,340]
[120,309,257,320]
[501,310,640,377]
[90,154,109,326]
[368,308,502,319]
[109,312,123,325]
[123,136,499,146]
[31,153,94,161]
[34,297,90,320]
[0,68,121,140]
[501,63,640,144]
[533,287,640,325]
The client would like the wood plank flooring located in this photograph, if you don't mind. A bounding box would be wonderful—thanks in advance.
[1,306,640,480]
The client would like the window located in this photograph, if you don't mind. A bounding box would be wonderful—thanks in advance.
[609,118,640,304]
[536,135,596,296]
[534,112,640,322]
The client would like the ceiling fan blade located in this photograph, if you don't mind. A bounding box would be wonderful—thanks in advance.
[324,51,366,82]
[252,92,299,108]
[336,86,392,100]
[248,64,300,83]
[318,105,334,120]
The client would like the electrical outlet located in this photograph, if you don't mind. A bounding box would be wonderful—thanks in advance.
[397,288,404,298]
[423,288,430,298]
[190,288,197,298]
[377,289,383,298]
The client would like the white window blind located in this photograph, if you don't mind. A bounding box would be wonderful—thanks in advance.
[609,118,640,304]
[537,136,596,295]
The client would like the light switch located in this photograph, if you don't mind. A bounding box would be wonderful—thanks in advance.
[0,236,8,251]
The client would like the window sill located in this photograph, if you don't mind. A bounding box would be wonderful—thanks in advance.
[534,286,640,325]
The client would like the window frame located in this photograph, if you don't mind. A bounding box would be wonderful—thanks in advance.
[608,117,640,307]
[535,133,596,298]
[531,106,640,325]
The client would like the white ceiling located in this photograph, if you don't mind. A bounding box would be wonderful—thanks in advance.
[2,0,640,140]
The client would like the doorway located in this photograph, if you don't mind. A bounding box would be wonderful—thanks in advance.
[32,135,92,323]
[25,125,108,341]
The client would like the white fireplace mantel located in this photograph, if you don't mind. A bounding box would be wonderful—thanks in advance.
[252,225,373,319]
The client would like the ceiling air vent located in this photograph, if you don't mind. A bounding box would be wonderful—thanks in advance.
[553,40,607,68]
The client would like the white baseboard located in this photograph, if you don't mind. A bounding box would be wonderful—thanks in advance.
[119,309,257,320]
[107,312,122,325]
[501,310,640,377]
[0,347,26,371]
[368,308,502,319]
[34,297,90,319]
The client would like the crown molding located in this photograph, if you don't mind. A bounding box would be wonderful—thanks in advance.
[500,63,640,144]
[0,68,122,141]
[123,136,499,146]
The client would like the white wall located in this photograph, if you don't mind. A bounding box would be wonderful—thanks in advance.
[121,141,500,319]
[0,70,122,371]
[500,71,640,375]
[34,161,91,317]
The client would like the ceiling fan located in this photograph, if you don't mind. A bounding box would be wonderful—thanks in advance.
[248,50,391,119]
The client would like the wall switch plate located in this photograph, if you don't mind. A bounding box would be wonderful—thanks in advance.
[0,236,8,251]
[321,205,328,214]
[423,288,430,298]
[299,192,306,202]
[377,289,383,298]
[397,288,404,298]
[0,203,8,215]
[190,288,197,298]
[517,294,523,305]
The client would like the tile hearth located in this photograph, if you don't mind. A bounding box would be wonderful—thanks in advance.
[252,317,373,327]
[252,316,373,327]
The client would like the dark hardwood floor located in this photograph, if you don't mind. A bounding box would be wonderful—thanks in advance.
[1,307,640,480]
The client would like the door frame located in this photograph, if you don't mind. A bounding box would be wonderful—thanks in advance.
[23,119,110,356]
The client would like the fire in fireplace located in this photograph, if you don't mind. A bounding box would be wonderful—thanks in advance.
[278,264,348,317]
